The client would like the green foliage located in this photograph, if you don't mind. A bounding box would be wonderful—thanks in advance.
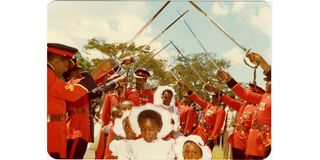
[79,38,231,102]
[173,51,230,99]
[76,56,95,72]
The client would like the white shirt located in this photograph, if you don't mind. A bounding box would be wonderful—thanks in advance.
[222,106,237,136]
[109,139,133,160]
[129,138,175,160]
[161,104,180,132]
[161,104,179,115]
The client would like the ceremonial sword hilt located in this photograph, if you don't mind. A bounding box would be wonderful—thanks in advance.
[243,48,260,69]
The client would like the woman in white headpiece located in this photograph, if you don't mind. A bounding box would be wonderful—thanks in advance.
[153,86,180,135]
[173,135,212,160]
[109,110,136,160]
[128,103,175,160]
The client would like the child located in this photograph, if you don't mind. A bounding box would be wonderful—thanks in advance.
[174,135,212,160]
[121,100,134,111]
[109,110,136,159]
[95,104,123,159]
[154,86,181,137]
[154,86,178,115]
[128,103,175,160]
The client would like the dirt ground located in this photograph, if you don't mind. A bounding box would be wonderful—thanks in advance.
[83,147,95,159]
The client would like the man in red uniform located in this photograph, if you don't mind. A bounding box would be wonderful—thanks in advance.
[47,43,115,158]
[205,83,265,159]
[63,66,109,159]
[126,69,153,106]
[62,67,98,159]
[101,83,126,126]
[178,82,226,149]
[217,52,271,159]
[176,93,198,136]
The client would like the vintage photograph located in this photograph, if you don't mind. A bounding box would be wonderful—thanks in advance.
[47,0,271,159]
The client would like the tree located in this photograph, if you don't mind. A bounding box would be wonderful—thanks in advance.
[81,38,170,88]
[77,38,231,102]
[172,51,230,100]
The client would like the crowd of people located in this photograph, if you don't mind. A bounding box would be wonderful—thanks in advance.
[47,43,271,160]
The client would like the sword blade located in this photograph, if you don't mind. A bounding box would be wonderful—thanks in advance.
[177,10,220,69]
[189,1,247,51]
[145,10,189,48]
[126,1,172,46]
[170,41,207,84]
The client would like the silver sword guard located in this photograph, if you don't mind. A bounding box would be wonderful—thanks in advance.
[243,48,260,69]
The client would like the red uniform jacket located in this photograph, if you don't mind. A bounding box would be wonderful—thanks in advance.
[101,93,123,126]
[176,102,198,135]
[103,127,116,159]
[191,110,199,131]
[96,91,123,159]
[189,93,226,143]
[126,88,153,106]
[94,123,116,159]
[95,124,110,159]
[221,95,256,151]
[229,82,271,157]
[47,66,97,158]
[66,95,91,142]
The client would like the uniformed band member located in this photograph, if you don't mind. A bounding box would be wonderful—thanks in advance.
[126,69,153,106]
[101,83,126,126]
[217,52,271,159]
[47,43,115,159]
[219,84,264,159]
[63,66,102,159]
[190,91,226,149]
[176,93,198,136]
[177,81,226,149]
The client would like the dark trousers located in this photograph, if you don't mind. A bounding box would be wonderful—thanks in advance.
[67,138,88,159]
[264,145,271,158]
[232,147,246,160]
[246,155,264,160]
[49,152,61,159]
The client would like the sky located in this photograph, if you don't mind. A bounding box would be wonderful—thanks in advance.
[48,0,271,87]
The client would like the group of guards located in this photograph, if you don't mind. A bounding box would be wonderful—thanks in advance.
[47,43,271,160]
